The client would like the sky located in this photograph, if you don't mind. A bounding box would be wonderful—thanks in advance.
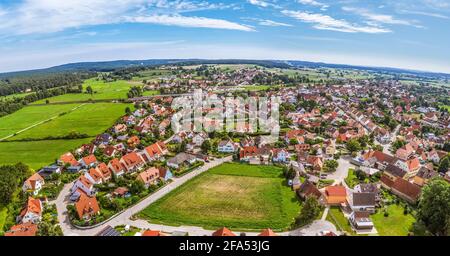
[0,0,449,73]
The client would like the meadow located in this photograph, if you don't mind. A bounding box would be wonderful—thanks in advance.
[10,103,130,140]
[372,204,415,236]
[0,104,81,139]
[0,138,93,170]
[139,163,300,231]
[32,79,135,104]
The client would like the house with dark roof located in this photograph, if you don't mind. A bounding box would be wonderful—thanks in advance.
[347,192,376,213]
[296,181,324,203]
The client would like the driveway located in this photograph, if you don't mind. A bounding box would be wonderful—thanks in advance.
[56,156,232,236]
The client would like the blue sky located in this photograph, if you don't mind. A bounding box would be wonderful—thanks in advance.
[0,0,449,73]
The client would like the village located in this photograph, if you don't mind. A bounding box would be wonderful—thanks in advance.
[4,65,450,237]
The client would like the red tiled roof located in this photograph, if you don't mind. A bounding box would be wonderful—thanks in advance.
[5,223,38,236]
[212,227,236,236]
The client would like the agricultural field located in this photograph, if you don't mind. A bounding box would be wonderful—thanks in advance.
[132,69,173,82]
[139,163,300,231]
[32,79,135,104]
[0,104,81,139]
[0,138,92,170]
[0,92,34,101]
[10,103,130,140]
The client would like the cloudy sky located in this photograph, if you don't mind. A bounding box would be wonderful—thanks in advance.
[0,0,449,73]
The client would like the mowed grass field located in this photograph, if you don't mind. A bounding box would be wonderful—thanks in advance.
[0,138,92,170]
[372,204,415,236]
[10,103,130,140]
[32,79,135,104]
[139,163,300,231]
[0,101,130,169]
[0,104,81,139]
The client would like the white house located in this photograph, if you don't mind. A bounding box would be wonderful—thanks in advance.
[71,176,95,198]
[218,140,237,153]
[272,148,290,163]
[22,173,45,196]
[17,197,42,224]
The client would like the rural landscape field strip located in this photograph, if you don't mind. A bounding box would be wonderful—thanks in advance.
[0,103,83,140]
[139,163,300,231]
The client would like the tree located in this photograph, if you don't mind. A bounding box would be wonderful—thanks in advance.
[37,221,63,236]
[373,144,383,152]
[324,160,339,173]
[438,156,450,173]
[125,107,131,115]
[86,86,93,95]
[201,140,211,154]
[346,139,361,153]
[295,196,322,227]
[415,178,450,236]
[130,180,146,195]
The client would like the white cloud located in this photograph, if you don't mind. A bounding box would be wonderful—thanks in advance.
[244,18,292,27]
[247,0,278,8]
[126,15,255,31]
[298,0,329,11]
[282,10,391,33]
[399,10,449,20]
[0,0,252,35]
[342,7,422,28]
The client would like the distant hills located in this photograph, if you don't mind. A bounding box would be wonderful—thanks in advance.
[1,59,449,79]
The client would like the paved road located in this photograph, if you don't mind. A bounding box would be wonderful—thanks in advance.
[328,156,355,186]
[56,156,233,236]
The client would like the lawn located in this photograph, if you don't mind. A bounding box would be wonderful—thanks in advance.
[241,85,271,91]
[326,207,354,234]
[372,204,415,236]
[139,163,300,231]
[0,104,82,139]
[142,90,160,96]
[0,138,93,170]
[10,103,130,140]
[32,79,135,104]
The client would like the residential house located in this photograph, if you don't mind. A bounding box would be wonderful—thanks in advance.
[212,227,236,237]
[120,152,145,173]
[323,140,336,156]
[296,181,324,203]
[22,173,45,196]
[347,192,376,213]
[104,145,117,158]
[141,141,168,162]
[38,165,61,178]
[17,197,42,224]
[71,176,95,199]
[306,155,324,172]
[349,211,374,231]
[395,143,415,161]
[381,176,421,204]
[412,167,439,187]
[79,154,97,168]
[324,185,347,206]
[167,153,198,169]
[58,152,79,166]
[137,167,160,187]
[218,140,238,153]
[272,148,290,163]
[108,158,127,177]
[258,229,277,236]
[113,187,130,198]
[158,167,173,181]
[85,168,104,185]
[75,193,100,220]
[96,163,111,182]
[4,223,38,236]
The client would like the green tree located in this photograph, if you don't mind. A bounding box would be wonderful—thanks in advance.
[438,156,450,173]
[130,180,146,195]
[37,221,63,236]
[86,86,93,95]
[346,139,361,153]
[295,196,322,227]
[201,140,211,154]
[324,160,339,173]
[415,178,450,236]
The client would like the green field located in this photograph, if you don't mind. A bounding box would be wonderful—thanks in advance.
[139,163,300,231]
[10,103,129,140]
[32,79,135,104]
[0,92,34,101]
[0,138,92,170]
[326,207,354,234]
[0,104,82,139]
[372,204,415,236]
